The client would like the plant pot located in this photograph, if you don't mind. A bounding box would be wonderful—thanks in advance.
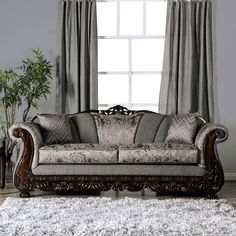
[5,160,14,183]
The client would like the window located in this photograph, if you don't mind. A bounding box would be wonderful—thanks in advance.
[97,0,167,112]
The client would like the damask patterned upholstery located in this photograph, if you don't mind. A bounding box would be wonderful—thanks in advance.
[92,113,144,144]
[39,143,118,164]
[118,143,199,164]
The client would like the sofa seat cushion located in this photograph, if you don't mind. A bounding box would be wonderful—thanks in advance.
[39,144,118,164]
[118,143,199,164]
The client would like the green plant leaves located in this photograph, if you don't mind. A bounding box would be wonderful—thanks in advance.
[0,49,54,157]
[19,49,53,121]
[0,69,22,108]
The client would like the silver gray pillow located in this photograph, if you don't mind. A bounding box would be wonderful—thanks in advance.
[92,113,144,145]
[37,114,73,145]
[165,113,199,144]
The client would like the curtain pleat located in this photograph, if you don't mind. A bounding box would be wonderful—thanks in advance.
[159,0,213,122]
[58,0,98,113]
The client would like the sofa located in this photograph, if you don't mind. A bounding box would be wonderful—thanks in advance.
[10,105,228,198]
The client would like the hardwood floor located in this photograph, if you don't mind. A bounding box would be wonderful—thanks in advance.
[1,180,236,208]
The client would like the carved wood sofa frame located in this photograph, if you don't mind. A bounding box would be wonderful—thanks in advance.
[12,105,227,198]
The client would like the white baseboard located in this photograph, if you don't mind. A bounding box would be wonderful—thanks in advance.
[224,173,236,181]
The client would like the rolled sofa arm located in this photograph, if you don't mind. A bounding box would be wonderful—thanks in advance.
[9,122,43,169]
[195,123,228,166]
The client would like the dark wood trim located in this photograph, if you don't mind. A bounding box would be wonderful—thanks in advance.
[0,139,6,189]
[12,106,226,198]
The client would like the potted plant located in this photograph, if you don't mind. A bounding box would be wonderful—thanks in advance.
[0,49,53,161]
[0,69,22,160]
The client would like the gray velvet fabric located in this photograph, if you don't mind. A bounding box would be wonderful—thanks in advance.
[159,0,214,122]
[71,113,98,143]
[58,0,98,113]
[154,116,173,143]
[92,113,144,144]
[69,119,80,143]
[118,143,198,164]
[135,113,166,143]
[39,144,118,164]
[32,164,205,176]
[37,114,73,145]
[165,113,199,144]
[195,123,228,166]
[9,122,43,169]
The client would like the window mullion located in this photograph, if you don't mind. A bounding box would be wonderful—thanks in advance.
[143,0,146,36]
[98,36,165,39]
[98,71,162,75]
[128,39,132,110]
[117,1,120,36]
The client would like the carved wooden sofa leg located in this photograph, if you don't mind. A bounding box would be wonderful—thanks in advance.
[13,128,34,198]
[14,169,33,198]
[205,194,217,199]
[20,192,31,198]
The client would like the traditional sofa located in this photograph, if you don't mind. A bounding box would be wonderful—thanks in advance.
[10,105,228,198]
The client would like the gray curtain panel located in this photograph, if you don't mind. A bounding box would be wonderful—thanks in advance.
[58,0,98,113]
[159,0,213,122]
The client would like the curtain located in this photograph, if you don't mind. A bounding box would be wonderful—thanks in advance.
[159,0,213,122]
[58,0,98,113]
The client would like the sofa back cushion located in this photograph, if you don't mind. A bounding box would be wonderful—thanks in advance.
[154,115,174,143]
[135,113,166,143]
[71,113,99,143]
[135,114,174,144]
[69,119,81,143]
[67,110,205,145]
[135,113,203,144]
[91,113,144,144]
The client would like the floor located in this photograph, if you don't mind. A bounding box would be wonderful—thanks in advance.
[1,179,236,208]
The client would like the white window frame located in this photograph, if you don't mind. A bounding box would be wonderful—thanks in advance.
[97,0,167,111]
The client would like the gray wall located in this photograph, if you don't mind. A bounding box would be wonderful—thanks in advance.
[0,0,58,115]
[214,0,236,173]
[0,0,236,172]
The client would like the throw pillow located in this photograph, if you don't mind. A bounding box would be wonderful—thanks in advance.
[37,114,73,145]
[91,113,144,144]
[165,113,199,144]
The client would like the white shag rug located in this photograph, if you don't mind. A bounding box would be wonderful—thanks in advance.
[0,197,236,236]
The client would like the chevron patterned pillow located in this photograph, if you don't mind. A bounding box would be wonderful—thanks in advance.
[165,113,199,144]
[37,114,73,145]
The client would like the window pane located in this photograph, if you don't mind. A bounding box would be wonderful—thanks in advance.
[97,2,117,36]
[120,2,143,35]
[146,1,167,36]
[132,74,161,103]
[132,39,165,71]
[98,39,129,71]
[98,106,109,110]
[99,74,129,104]
[132,106,158,112]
